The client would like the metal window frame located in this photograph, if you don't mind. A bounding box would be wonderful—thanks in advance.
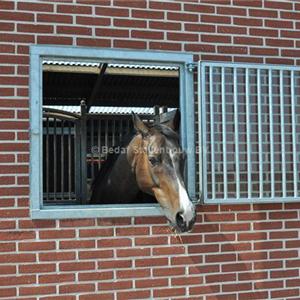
[199,61,300,204]
[30,45,195,219]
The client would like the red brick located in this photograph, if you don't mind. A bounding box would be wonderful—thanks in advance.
[113,0,146,8]
[79,228,113,238]
[0,22,14,32]
[149,20,181,31]
[98,259,132,269]
[206,254,236,263]
[135,278,168,289]
[150,1,181,11]
[99,280,132,291]
[171,255,202,266]
[281,11,300,20]
[270,250,298,259]
[168,32,198,42]
[205,233,235,243]
[39,252,76,262]
[0,176,15,184]
[255,280,283,289]
[190,285,220,295]
[266,19,293,28]
[17,2,53,12]
[202,34,231,44]
[238,291,268,300]
[39,273,75,284]
[77,38,111,47]
[117,269,150,279]
[57,25,91,35]
[217,6,246,15]
[172,276,203,286]
[222,262,252,273]
[149,42,181,51]
[237,212,266,221]
[19,263,56,274]
[37,13,72,23]
[153,246,185,256]
[59,284,95,294]
[282,49,300,57]
[265,0,293,10]
[267,38,294,48]
[0,11,34,21]
[0,33,34,43]
[19,241,56,251]
[0,265,16,275]
[234,36,263,45]
[60,262,95,272]
[153,267,185,277]
[95,6,129,17]
[17,24,53,34]
[135,257,168,267]
[78,250,113,260]
[188,244,219,254]
[201,14,231,24]
[238,232,267,241]
[97,238,131,248]
[167,12,198,22]
[117,290,150,300]
[79,294,113,300]
[60,240,95,250]
[57,4,92,14]
[18,220,56,229]
[39,229,75,239]
[0,220,15,230]
[271,269,299,278]
[218,25,246,35]
[0,231,35,241]
[20,285,56,296]
[0,1,14,10]
[250,47,279,56]
[78,271,113,281]
[114,18,146,28]
[0,242,16,252]
[0,287,16,298]
[153,288,185,298]
[132,30,163,40]
[249,8,278,18]
[135,236,168,246]
[0,275,35,286]
[116,248,151,257]
[132,9,164,19]
[232,0,262,7]
[286,278,300,287]
[206,273,236,284]
[96,28,129,38]
[271,289,299,298]
[205,213,235,222]
[253,221,282,230]
[223,282,252,292]
[0,208,29,218]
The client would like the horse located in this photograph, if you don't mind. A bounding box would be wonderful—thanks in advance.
[90,111,196,232]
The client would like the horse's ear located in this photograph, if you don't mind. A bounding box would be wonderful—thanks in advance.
[161,109,180,132]
[132,112,150,137]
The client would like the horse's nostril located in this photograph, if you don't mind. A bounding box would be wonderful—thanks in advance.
[176,212,185,228]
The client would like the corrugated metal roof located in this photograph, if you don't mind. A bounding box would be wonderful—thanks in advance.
[42,60,179,71]
[44,105,176,115]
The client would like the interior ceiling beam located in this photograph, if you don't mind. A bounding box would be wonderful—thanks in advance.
[86,63,108,112]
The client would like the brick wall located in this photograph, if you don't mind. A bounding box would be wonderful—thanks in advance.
[1,0,300,299]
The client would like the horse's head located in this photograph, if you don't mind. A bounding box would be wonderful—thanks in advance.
[128,111,196,232]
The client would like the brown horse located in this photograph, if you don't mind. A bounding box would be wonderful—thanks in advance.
[90,112,196,232]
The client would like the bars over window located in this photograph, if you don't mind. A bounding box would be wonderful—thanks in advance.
[199,62,300,203]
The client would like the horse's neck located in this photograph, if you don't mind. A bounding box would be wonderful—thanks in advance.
[105,151,140,198]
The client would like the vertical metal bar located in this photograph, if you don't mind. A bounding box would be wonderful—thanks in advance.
[61,120,64,201]
[269,69,275,198]
[291,70,298,197]
[91,119,94,180]
[98,119,101,170]
[257,69,263,198]
[280,70,286,197]
[199,62,206,202]
[112,119,116,146]
[209,66,216,200]
[80,101,87,204]
[53,117,57,201]
[68,121,71,200]
[74,120,81,203]
[245,68,251,198]
[233,67,240,199]
[105,119,108,160]
[46,117,49,202]
[221,67,227,199]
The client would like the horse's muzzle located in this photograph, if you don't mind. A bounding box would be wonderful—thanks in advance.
[176,211,196,233]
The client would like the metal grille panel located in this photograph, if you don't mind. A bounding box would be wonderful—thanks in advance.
[199,62,300,203]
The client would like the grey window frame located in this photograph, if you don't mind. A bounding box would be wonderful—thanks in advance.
[29,45,195,219]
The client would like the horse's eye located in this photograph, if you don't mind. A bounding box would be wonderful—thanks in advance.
[149,156,160,166]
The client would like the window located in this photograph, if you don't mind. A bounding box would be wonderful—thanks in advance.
[30,45,195,219]
[199,62,300,203]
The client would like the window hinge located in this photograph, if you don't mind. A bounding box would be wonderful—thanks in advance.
[186,63,197,72]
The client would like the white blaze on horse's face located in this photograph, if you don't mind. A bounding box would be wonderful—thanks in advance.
[131,114,196,232]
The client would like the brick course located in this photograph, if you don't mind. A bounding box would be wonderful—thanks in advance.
[1,0,300,299]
